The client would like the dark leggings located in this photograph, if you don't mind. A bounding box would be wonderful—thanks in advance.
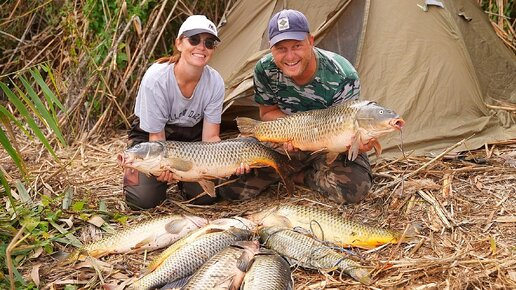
[123,118,217,210]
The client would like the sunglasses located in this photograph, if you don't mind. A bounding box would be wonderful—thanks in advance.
[185,35,218,50]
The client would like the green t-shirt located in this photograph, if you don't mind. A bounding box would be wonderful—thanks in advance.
[254,47,360,114]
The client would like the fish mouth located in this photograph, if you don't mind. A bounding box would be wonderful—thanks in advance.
[391,118,405,130]
[117,153,132,167]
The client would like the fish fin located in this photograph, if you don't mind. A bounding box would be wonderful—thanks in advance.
[61,248,86,265]
[311,147,328,155]
[235,117,260,137]
[325,152,340,164]
[145,256,167,273]
[261,213,292,228]
[344,264,373,285]
[168,158,193,171]
[198,179,217,197]
[372,139,382,157]
[132,234,157,249]
[348,138,360,161]
[271,152,296,195]
[164,218,196,234]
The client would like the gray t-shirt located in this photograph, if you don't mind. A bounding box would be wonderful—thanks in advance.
[134,62,225,133]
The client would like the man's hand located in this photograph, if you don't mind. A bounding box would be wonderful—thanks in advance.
[235,162,251,175]
[358,139,377,153]
[156,171,176,184]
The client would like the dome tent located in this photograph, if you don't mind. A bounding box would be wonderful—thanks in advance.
[210,0,516,157]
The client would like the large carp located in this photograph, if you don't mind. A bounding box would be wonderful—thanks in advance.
[247,204,402,249]
[236,100,405,161]
[118,138,295,197]
[64,214,207,264]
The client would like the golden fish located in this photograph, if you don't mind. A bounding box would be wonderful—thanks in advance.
[248,204,402,249]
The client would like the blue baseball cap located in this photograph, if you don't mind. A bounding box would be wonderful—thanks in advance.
[268,9,310,47]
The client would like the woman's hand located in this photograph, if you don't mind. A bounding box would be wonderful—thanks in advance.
[235,162,251,175]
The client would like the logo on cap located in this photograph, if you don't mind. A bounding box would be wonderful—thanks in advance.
[277,17,289,31]
[208,23,215,31]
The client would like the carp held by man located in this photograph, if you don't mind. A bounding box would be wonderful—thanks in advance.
[236,100,405,162]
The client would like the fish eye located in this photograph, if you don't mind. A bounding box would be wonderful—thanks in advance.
[379,109,384,114]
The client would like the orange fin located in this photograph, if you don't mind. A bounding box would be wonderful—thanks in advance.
[325,152,340,164]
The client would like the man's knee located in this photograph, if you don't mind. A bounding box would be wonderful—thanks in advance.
[307,153,373,204]
[218,168,279,201]
[334,171,372,203]
[123,170,167,210]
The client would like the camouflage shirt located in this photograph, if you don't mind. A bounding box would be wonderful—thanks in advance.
[254,47,360,114]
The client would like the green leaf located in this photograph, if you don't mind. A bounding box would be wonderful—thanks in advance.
[71,201,86,212]
[0,123,24,174]
[19,75,66,147]
[14,180,31,204]
[31,66,66,112]
[21,216,40,232]
[47,218,82,247]
[0,169,11,198]
[0,103,30,137]
[1,82,57,159]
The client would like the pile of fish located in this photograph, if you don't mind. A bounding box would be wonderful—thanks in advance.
[66,205,415,289]
[101,100,409,288]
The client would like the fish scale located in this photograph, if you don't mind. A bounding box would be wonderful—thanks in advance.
[182,241,260,290]
[241,253,293,290]
[259,226,372,285]
[129,228,252,290]
[239,100,363,149]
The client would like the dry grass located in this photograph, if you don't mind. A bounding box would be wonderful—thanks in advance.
[2,132,515,289]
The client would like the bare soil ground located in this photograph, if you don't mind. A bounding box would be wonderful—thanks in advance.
[3,132,516,289]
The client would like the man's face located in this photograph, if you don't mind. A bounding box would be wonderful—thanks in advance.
[270,35,315,82]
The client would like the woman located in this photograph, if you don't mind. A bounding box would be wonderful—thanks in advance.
[124,15,242,209]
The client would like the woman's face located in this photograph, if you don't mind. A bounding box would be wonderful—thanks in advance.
[176,33,218,67]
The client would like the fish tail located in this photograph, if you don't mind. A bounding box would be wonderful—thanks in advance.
[236,117,260,137]
[341,261,373,285]
[272,154,296,195]
[60,248,83,266]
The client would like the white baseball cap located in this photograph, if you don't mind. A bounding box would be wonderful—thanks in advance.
[177,15,220,41]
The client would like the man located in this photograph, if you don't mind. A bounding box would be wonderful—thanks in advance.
[219,9,372,205]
